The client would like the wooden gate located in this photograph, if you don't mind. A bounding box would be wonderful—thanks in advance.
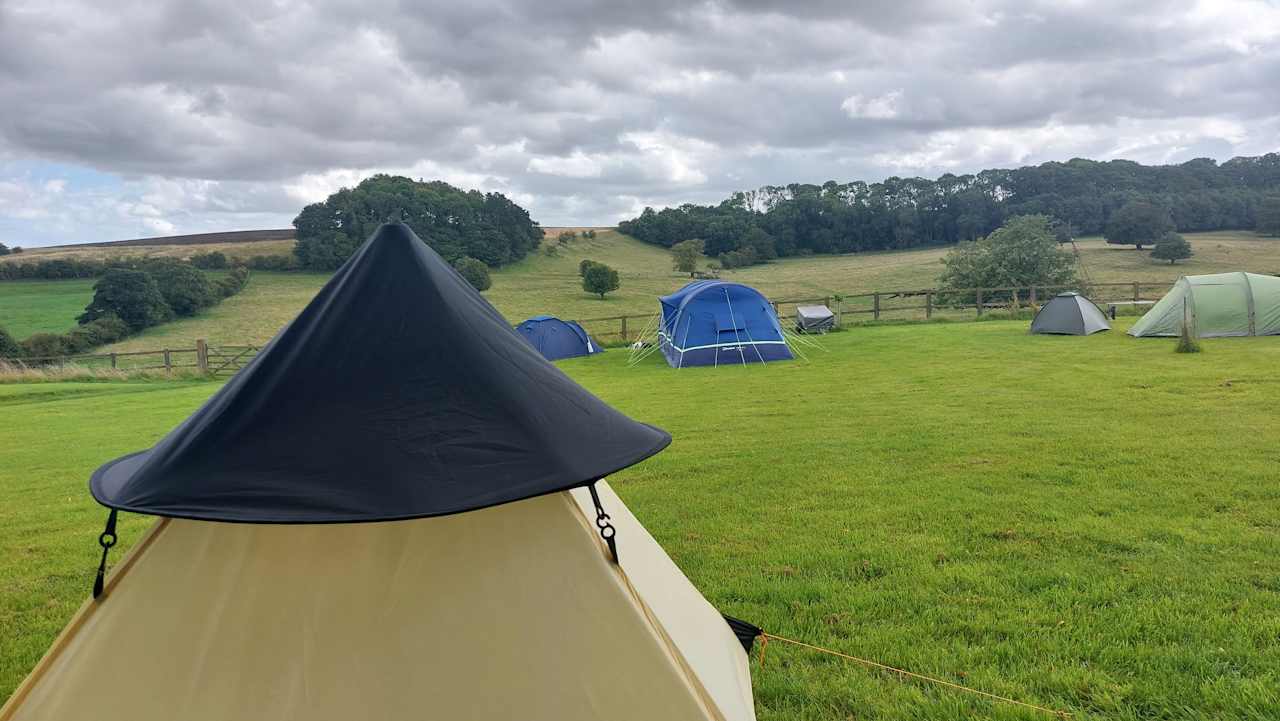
[202,343,261,376]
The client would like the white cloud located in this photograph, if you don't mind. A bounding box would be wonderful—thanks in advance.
[527,152,605,178]
[142,217,176,234]
[841,90,904,120]
[0,0,1277,238]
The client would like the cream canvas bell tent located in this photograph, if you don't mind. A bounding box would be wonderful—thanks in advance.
[1128,272,1280,338]
[1,223,758,721]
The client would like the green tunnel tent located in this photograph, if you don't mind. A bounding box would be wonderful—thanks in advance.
[1128,272,1280,338]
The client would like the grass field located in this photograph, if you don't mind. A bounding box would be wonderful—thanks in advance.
[3,321,1279,719]
[2,229,1278,351]
[0,280,97,339]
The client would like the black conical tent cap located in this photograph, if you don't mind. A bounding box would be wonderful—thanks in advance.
[90,223,670,523]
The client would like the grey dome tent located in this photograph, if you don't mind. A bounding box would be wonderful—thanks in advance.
[2,223,759,721]
[1129,272,1280,338]
[1030,292,1111,335]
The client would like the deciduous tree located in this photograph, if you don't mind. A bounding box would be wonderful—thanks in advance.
[1151,232,1193,264]
[671,239,704,276]
[939,215,1077,303]
[452,256,492,291]
[1257,196,1280,237]
[582,262,620,299]
[1104,200,1174,250]
[78,269,172,330]
[293,175,541,271]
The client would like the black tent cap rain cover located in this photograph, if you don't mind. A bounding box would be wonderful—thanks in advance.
[90,222,671,523]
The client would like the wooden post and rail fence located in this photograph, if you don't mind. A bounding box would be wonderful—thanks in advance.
[1,279,1173,375]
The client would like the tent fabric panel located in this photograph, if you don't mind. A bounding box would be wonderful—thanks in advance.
[571,484,756,721]
[5,490,745,721]
[1075,297,1112,335]
[88,223,669,523]
[1247,273,1280,335]
[1187,276,1251,337]
[1129,279,1189,337]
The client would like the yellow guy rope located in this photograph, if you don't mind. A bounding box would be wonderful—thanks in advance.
[757,631,1071,719]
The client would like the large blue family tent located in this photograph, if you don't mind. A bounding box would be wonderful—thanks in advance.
[516,315,605,361]
[658,281,792,367]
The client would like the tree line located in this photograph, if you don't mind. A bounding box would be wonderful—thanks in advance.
[618,154,1280,268]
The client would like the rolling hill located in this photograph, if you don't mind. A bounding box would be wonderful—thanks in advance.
[2,228,1279,351]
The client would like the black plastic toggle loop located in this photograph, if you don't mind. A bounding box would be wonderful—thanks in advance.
[587,482,619,564]
[92,508,118,600]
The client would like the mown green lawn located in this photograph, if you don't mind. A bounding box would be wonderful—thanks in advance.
[0,280,96,339]
[3,320,1279,719]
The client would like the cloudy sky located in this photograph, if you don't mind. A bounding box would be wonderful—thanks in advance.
[1,0,1277,246]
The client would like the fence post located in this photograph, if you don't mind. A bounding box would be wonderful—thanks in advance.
[1029,286,1037,305]
[873,292,881,321]
[196,339,208,373]
[110,353,117,369]
[1133,282,1140,302]
[163,349,172,373]
[620,316,628,343]
[925,291,933,319]
[975,288,984,316]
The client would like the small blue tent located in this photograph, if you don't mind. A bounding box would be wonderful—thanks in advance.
[658,281,792,367]
[515,315,605,361]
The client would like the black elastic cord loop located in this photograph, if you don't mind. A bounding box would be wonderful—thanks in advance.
[587,482,619,564]
[92,508,118,599]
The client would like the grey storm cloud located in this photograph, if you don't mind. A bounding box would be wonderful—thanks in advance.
[0,0,1277,240]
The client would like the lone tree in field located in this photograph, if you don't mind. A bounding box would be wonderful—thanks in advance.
[1151,232,1193,264]
[938,214,1077,304]
[452,256,491,291]
[1105,200,1174,250]
[78,269,172,330]
[671,239,705,277]
[582,262,620,299]
[1257,196,1280,237]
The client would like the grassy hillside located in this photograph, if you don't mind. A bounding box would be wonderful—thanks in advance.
[4,321,1279,719]
[3,229,1278,351]
[0,280,96,339]
[0,237,296,266]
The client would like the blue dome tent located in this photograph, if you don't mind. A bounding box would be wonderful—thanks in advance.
[657,281,792,367]
[516,315,605,361]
